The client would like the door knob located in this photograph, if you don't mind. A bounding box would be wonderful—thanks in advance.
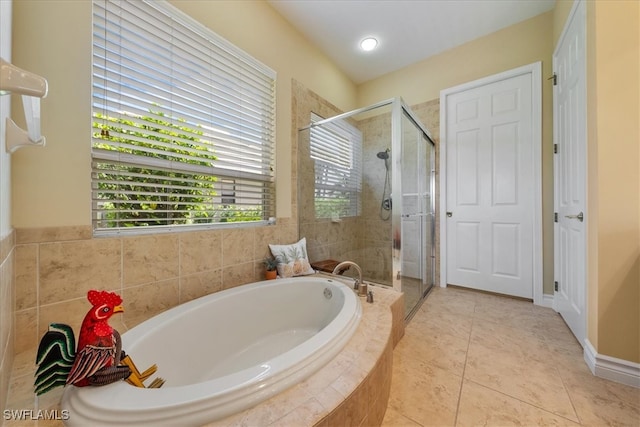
[446,212,453,217]
[565,212,584,222]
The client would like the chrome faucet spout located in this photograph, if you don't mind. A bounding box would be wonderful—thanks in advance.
[332,261,363,291]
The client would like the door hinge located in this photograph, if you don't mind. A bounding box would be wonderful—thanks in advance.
[549,73,557,86]
[554,281,559,292]
[554,212,558,223]
[554,143,558,154]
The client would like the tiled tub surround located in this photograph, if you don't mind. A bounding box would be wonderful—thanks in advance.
[206,283,404,427]
[13,221,298,355]
[6,280,404,427]
[0,230,15,421]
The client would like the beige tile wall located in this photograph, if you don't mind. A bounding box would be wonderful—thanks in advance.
[13,220,299,355]
[294,80,363,270]
[295,81,395,284]
[0,230,15,418]
[357,112,394,285]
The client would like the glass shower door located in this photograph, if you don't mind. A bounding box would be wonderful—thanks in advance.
[393,103,435,318]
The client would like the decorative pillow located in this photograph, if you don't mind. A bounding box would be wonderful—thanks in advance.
[269,237,315,277]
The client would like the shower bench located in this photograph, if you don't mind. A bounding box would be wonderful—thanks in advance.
[311,259,350,275]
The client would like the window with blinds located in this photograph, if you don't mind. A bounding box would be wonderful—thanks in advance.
[310,113,362,218]
[92,0,276,233]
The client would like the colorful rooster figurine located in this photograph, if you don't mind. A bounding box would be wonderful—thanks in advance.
[34,290,132,395]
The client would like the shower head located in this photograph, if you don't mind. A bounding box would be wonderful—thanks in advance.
[377,149,390,171]
[376,149,390,160]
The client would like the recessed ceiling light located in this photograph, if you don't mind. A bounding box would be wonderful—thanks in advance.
[360,37,378,52]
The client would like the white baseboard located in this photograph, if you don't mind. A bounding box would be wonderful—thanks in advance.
[537,293,554,309]
[584,340,640,388]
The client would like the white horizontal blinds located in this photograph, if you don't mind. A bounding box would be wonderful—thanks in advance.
[310,113,362,218]
[92,0,275,231]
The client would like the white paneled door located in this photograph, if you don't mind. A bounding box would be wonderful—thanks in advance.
[442,64,541,299]
[553,0,587,346]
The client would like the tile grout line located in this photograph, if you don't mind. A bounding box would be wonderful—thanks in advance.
[464,377,584,426]
[33,242,41,415]
[555,363,584,425]
[456,292,583,425]
[452,297,476,426]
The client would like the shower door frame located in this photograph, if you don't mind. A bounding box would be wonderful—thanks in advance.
[391,99,436,303]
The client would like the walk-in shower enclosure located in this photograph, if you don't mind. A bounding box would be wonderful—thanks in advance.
[298,98,436,317]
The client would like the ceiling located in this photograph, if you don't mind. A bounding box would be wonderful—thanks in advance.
[268,0,556,84]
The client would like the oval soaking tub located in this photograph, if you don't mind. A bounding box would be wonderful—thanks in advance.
[61,277,362,426]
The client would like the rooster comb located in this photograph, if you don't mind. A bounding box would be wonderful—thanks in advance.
[87,290,123,307]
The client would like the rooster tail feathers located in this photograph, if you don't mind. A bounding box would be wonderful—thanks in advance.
[34,373,67,396]
[36,323,76,364]
[34,323,76,396]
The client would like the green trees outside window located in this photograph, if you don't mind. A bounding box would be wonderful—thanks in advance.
[92,108,262,228]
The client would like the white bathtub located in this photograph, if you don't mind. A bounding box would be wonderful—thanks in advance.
[61,276,362,426]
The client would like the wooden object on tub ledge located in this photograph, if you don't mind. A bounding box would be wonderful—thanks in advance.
[311,259,350,275]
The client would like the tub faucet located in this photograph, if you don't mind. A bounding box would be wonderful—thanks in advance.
[332,261,363,292]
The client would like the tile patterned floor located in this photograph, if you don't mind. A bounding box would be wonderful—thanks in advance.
[381,286,640,427]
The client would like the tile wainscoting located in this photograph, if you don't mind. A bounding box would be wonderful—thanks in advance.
[0,230,15,422]
[13,221,298,356]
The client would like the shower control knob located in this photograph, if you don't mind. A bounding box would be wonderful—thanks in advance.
[446,211,453,217]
